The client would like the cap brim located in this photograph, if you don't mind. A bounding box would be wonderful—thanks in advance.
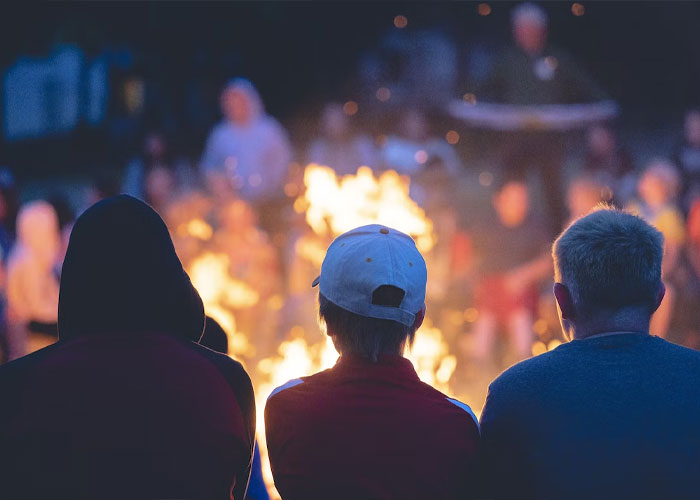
[311,275,320,287]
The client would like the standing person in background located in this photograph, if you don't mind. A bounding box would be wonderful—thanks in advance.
[628,159,685,338]
[479,2,609,232]
[306,102,377,176]
[470,179,551,368]
[0,196,256,499]
[200,79,292,235]
[673,108,700,211]
[5,201,61,360]
[480,208,700,499]
[266,225,480,500]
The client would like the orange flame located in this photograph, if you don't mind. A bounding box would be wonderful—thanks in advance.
[300,164,434,252]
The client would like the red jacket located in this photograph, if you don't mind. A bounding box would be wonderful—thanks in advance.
[265,354,480,500]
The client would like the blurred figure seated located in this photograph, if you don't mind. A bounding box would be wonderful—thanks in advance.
[213,198,282,357]
[6,201,61,360]
[306,102,378,176]
[382,108,462,176]
[0,196,255,499]
[200,316,270,500]
[481,208,700,499]
[628,159,685,338]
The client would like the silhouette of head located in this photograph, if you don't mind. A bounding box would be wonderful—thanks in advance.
[58,195,204,341]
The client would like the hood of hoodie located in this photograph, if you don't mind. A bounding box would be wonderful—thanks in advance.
[223,78,264,122]
[58,195,204,342]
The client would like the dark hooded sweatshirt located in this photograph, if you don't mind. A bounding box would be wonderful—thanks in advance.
[0,195,255,499]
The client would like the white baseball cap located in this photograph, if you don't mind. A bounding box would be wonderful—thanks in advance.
[312,224,427,327]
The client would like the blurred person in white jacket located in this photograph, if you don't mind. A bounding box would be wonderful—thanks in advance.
[5,201,60,360]
[200,78,291,204]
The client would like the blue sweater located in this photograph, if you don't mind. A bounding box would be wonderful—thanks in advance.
[480,333,700,499]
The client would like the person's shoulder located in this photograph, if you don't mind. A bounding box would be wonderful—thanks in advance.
[444,394,480,430]
[208,121,231,138]
[489,347,567,394]
[266,367,333,404]
[260,115,288,136]
[267,377,306,402]
[650,336,700,363]
[415,380,480,431]
[186,341,254,396]
[187,341,248,372]
[0,342,64,390]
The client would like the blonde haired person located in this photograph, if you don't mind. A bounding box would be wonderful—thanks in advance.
[627,158,685,337]
[5,201,60,360]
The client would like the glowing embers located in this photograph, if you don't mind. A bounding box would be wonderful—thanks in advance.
[478,3,491,16]
[571,3,585,16]
[394,14,408,29]
[300,164,435,252]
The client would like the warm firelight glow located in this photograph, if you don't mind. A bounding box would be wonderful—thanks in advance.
[406,319,457,394]
[478,3,492,16]
[300,164,434,252]
[342,101,359,116]
[188,253,259,357]
[446,130,460,145]
[255,335,338,498]
[393,14,408,29]
[183,164,469,498]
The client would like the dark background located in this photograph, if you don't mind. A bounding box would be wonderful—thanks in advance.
[2,1,700,177]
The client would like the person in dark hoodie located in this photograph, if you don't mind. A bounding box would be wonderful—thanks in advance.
[0,195,255,500]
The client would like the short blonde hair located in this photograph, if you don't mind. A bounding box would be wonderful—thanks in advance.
[553,206,664,313]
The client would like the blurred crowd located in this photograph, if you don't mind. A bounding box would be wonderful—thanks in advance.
[1,3,700,395]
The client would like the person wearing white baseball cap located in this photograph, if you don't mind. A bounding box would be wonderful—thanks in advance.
[265,224,480,500]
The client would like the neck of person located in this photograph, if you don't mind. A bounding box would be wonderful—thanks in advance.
[569,306,651,341]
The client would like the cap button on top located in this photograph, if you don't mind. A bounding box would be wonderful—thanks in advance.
[380,227,389,234]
